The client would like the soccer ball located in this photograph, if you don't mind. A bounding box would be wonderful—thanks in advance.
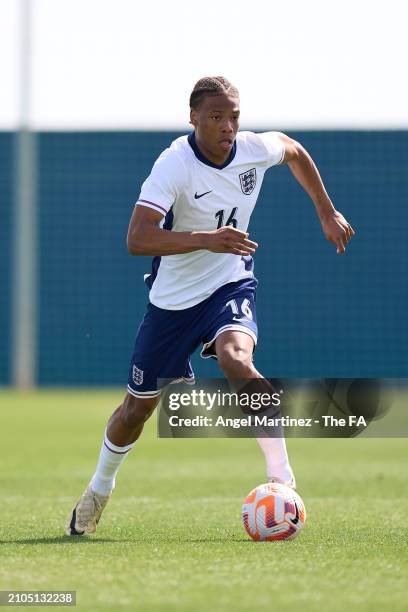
[242,482,306,541]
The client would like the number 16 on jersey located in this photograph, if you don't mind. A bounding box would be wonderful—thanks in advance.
[215,207,238,229]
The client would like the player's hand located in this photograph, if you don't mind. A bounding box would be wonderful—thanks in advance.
[204,226,258,256]
[320,210,355,254]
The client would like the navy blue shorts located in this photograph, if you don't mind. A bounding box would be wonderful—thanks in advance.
[127,278,258,398]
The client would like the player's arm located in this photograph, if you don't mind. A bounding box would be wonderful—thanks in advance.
[277,132,355,254]
[127,205,258,256]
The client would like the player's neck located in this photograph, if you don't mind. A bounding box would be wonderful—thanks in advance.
[194,133,230,167]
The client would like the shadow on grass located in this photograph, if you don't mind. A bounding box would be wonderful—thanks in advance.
[0,535,250,545]
[0,536,129,545]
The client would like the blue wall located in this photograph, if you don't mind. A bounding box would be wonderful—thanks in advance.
[1,131,407,385]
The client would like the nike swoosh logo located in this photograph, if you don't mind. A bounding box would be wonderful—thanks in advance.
[291,502,300,525]
[194,190,212,199]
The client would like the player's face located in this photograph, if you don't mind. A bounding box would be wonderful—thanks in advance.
[190,94,240,165]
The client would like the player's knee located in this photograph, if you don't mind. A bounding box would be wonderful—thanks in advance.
[217,346,253,376]
[120,393,157,429]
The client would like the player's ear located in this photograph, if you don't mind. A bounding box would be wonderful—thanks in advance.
[190,108,197,127]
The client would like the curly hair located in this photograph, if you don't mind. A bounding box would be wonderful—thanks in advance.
[189,76,239,109]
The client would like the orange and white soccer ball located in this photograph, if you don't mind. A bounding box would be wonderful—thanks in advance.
[242,482,306,541]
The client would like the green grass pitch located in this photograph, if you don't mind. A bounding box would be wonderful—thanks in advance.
[0,389,407,611]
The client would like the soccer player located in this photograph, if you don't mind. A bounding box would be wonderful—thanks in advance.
[67,76,354,535]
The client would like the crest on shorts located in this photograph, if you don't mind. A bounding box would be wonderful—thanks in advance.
[133,365,144,386]
[239,168,257,195]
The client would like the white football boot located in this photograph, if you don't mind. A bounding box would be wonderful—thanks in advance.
[268,476,297,490]
[66,484,111,535]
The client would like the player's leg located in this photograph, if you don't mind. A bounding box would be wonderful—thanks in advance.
[106,391,159,446]
[90,392,160,496]
[199,279,295,487]
[215,329,295,488]
[67,302,198,536]
[215,329,257,379]
[67,393,160,536]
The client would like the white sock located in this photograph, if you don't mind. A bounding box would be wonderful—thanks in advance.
[90,430,134,496]
[256,436,295,485]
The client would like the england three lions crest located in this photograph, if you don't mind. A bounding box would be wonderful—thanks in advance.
[132,365,143,386]
[239,168,257,195]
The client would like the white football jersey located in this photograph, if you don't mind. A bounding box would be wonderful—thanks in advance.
[136,131,284,310]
